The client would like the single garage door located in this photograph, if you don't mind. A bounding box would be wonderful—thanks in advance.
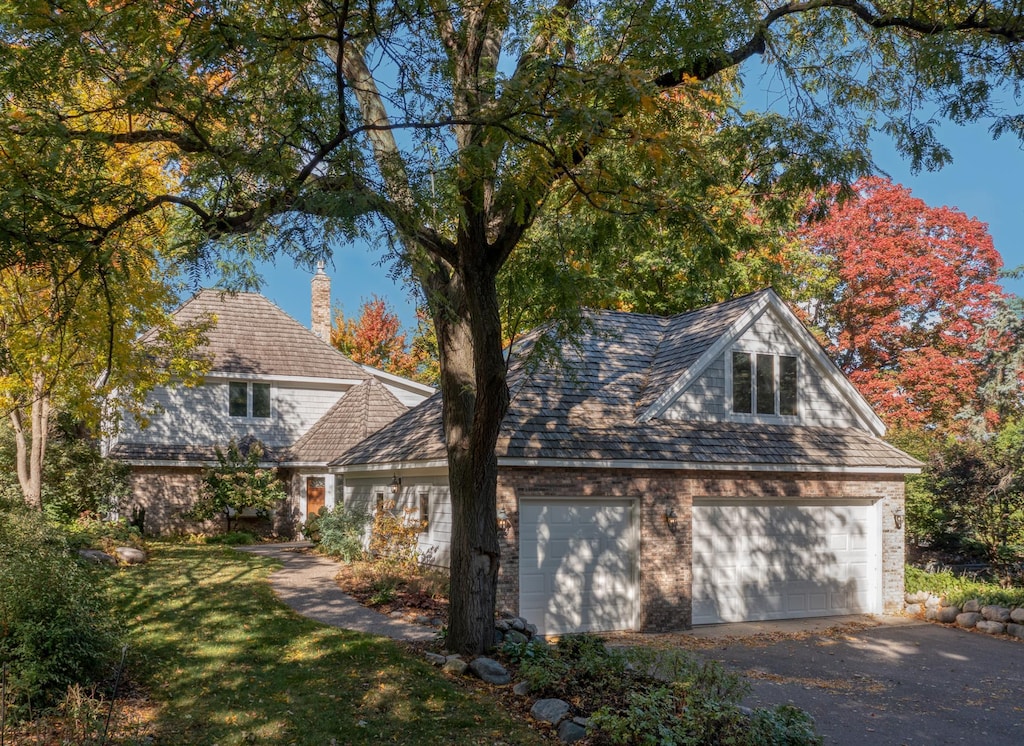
[692,500,879,625]
[519,499,638,636]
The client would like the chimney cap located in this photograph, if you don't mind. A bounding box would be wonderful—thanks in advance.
[315,260,326,275]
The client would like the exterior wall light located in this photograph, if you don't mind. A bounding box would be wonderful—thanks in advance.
[893,506,904,529]
[390,475,401,495]
[664,507,678,531]
[497,509,512,534]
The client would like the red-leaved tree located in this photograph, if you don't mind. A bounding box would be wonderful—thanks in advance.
[331,297,420,380]
[800,176,1007,434]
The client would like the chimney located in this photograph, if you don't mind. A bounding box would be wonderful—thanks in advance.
[311,261,331,342]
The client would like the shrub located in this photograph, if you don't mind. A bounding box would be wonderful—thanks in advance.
[0,500,120,718]
[306,505,369,562]
[63,514,144,553]
[507,634,821,746]
[906,566,1024,607]
[369,499,424,571]
[186,440,287,533]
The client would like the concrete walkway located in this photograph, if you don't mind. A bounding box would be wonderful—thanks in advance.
[236,542,437,642]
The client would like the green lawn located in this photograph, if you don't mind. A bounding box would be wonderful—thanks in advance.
[105,543,542,745]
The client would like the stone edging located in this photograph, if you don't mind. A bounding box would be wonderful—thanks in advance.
[905,591,1024,639]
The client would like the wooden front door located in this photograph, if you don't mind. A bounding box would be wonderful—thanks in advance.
[305,477,326,518]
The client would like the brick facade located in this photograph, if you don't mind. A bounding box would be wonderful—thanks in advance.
[496,466,906,631]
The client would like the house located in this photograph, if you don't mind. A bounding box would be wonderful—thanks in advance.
[106,267,433,535]
[334,289,921,634]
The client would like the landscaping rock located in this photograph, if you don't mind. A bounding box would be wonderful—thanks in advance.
[925,595,941,609]
[557,718,587,743]
[530,698,570,725]
[442,657,468,676]
[963,599,982,613]
[905,590,930,604]
[939,597,958,608]
[493,630,505,646]
[976,620,1006,635]
[904,604,922,616]
[468,657,510,685]
[513,680,531,696]
[526,623,538,636]
[425,652,446,665]
[78,549,116,565]
[924,607,939,621]
[114,546,147,564]
[936,606,961,624]
[1011,608,1024,624]
[504,629,529,646]
[510,617,527,632]
[1007,623,1024,640]
[956,612,984,629]
[981,605,1011,623]
[495,619,511,632]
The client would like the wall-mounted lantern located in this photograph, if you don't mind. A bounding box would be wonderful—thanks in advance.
[893,506,904,530]
[497,509,512,534]
[664,507,678,531]
[390,475,402,495]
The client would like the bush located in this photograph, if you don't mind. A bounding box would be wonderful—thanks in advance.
[0,500,120,718]
[202,531,259,546]
[368,500,424,571]
[905,566,1024,607]
[305,505,369,562]
[63,514,144,553]
[506,634,821,746]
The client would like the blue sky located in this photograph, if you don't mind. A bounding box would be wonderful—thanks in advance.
[253,119,1024,335]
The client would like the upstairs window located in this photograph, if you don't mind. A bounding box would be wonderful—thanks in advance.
[732,352,798,417]
[228,382,271,418]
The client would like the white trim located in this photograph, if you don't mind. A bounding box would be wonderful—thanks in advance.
[203,370,366,387]
[497,456,920,475]
[361,364,436,396]
[334,459,449,474]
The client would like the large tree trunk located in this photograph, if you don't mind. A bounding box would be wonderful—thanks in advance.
[433,259,510,655]
[9,375,50,510]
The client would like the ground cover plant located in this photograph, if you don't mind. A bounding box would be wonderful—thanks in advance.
[503,634,822,745]
[906,566,1024,609]
[95,542,540,745]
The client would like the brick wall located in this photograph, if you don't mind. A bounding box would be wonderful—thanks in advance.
[496,466,906,631]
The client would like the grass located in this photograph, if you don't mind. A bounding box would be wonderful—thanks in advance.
[906,566,1024,608]
[101,542,543,745]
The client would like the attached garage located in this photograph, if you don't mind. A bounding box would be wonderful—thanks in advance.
[518,498,639,636]
[691,500,881,625]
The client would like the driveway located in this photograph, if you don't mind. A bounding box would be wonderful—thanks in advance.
[691,620,1024,745]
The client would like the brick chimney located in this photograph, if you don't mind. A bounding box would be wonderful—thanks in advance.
[311,262,331,342]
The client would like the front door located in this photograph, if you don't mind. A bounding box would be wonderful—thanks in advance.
[305,476,326,520]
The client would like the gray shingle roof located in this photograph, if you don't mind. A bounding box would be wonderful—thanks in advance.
[287,379,408,463]
[337,292,921,472]
[164,290,369,380]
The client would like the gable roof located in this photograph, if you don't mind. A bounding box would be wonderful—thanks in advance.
[165,290,369,380]
[285,379,408,464]
[336,291,921,474]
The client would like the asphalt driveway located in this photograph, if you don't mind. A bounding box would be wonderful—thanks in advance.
[692,620,1024,745]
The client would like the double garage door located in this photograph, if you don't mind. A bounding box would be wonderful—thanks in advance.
[518,497,881,634]
[692,500,880,625]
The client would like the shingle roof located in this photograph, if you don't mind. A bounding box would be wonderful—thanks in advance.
[337,292,921,472]
[162,290,369,380]
[105,442,287,464]
[287,379,408,463]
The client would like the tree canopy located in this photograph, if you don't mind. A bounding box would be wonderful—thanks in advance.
[6,0,1024,652]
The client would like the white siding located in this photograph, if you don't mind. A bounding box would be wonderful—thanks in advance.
[113,380,349,450]
[344,476,451,567]
[663,313,861,430]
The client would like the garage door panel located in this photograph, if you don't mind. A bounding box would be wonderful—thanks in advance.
[519,499,638,636]
[693,502,878,625]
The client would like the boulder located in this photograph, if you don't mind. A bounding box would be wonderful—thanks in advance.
[956,612,984,629]
[924,607,939,621]
[939,597,958,608]
[981,605,1011,623]
[936,606,961,624]
[424,652,446,666]
[504,629,529,646]
[905,590,930,604]
[442,657,468,676]
[904,604,923,616]
[495,619,511,632]
[925,595,941,609]
[976,620,1006,635]
[1011,608,1024,624]
[1006,623,1024,640]
[114,546,147,564]
[557,719,587,743]
[468,657,510,685]
[78,549,116,566]
[526,623,538,637]
[963,599,982,613]
[513,680,531,697]
[510,617,527,632]
[530,698,570,725]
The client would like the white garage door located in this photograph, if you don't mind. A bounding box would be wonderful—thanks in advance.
[519,499,638,636]
[692,501,879,625]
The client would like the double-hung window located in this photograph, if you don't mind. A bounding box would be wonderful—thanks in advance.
[732,352,798,417]
[228,382,272,418]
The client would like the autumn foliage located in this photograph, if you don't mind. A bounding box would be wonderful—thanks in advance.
[800,177,1006,434]
[330,297,420,379]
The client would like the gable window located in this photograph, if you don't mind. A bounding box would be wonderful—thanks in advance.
[732,352,798,417]
[228,382,271,418]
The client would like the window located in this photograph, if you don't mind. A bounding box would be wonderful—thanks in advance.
[375,492,384,513]
[419,493,429,531]
[228,382,271,418]
[732,352,798,417]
